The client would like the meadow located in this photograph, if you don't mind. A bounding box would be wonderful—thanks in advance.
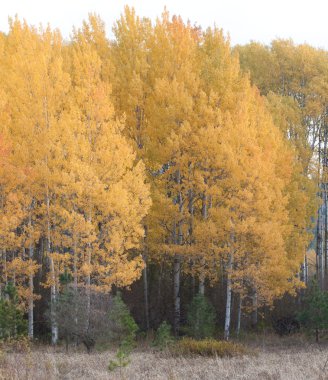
[1,335,328,380]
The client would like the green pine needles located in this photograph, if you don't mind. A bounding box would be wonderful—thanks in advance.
[0,283,26,340]
[185,293,216,340]
[108,292,138,372]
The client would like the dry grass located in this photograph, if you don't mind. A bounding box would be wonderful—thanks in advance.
[1,336,328,380]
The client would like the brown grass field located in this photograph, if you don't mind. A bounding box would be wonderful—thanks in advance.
[1,335,328,379]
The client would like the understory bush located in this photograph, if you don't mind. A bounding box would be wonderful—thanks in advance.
[174,338,247,357]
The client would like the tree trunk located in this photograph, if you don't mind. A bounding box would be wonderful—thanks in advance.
[46,189,58,345]
[199,277,205,296]
[323,121,328,287]
[236,294,242,337]
[50,256,58,345]
[143,255,150,330]
[317,132,323,288]
[304,253,308,285]
[173,169,183,336]
[173,254,181,336]
[198,194,207,295]
[251,290,258,328]
[224,252,233,341]
[86,209,92,332]
[28,233,34,338]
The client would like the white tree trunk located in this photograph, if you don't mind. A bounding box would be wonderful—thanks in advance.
[251,290,258,328]
[28,245,34,339]
[143,255,150,330]
[50,256,58,345]
[236,294,242,337]
[46,189,58,345]
[86,209,92,332]
[173,254,181,336]
[28,209,34,339]
[199,194,207,295]
[173,170,183,336]
[304,253,308,285]
[224,252,233,340]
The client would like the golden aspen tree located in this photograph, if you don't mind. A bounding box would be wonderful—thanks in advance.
[0,17,151,342]
[111,7,152,152]
[237,40,325,287]
[1,19,71,342]
[167,28,304,339]
[146,12,201,335]
[110,8,201,334]
[66,24,151,293]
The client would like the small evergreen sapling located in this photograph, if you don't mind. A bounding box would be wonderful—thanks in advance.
[185,293,216,340]
[0,283,26,339]
[298,280,328,342]
[108,292,138,372]
[153,321,174,350]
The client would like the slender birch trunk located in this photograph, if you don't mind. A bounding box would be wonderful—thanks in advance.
[3,249,8,300]
[142,225,150,330]
[224,252,233,341]
[317,132,323,287]
[86,208,92,332]
[28,209,34,339]
[173,254,180,336]
[73,237,78,290]
[71,212,78,344]
[172,218,181,336]
[251,290,258,328]
[304,253,308,285]
[46,187,58,345]
[173,169,183,336]
[50,257,58,344]
[4,249,7,286]
[199,194,207,295]
[143,255,150,330]
[323,122,328,287]
[157,261,163,313]
[236,294,242,337]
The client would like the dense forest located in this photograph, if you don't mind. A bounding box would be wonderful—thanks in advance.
[0,7,328,350]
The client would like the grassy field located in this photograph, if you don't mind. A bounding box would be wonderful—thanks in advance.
[1,335,328,379]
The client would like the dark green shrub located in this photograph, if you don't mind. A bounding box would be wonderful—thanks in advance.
[185,293,216,339]
[0,283,26,339]
[298,280,328,341]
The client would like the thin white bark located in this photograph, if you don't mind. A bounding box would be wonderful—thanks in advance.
[236,294,242,337]
[199,194,207,295]
[86,209,92,332]
[224,252,233,341]
[173,254,181,336]
[173,169,183,336]
[251,290,258,328]
[28,210,34,339]
[46,188,58,345]
[143,255,150,330]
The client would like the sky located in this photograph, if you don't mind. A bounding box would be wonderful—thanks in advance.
[0,0,327,49]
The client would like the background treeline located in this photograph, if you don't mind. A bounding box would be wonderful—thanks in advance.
[0,7,326,345]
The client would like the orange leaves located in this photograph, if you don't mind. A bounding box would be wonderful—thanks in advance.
[0,8,319,314]
[0,15,151,311]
